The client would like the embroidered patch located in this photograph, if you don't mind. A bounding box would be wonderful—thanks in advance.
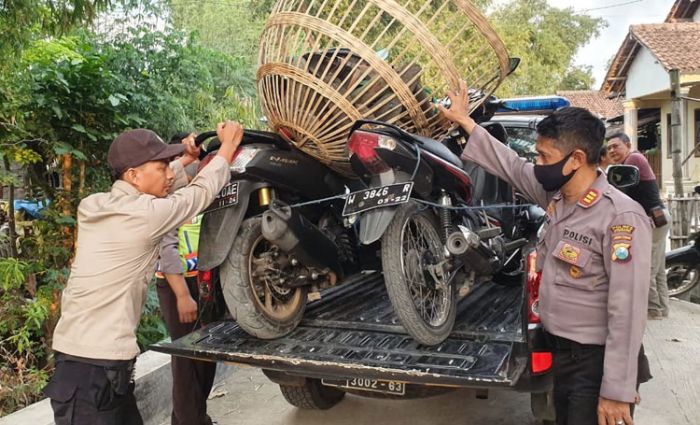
[579,189,600,208]
[611,225,635,234]
[612,242,632,262]
[613,235,633,241]
[557,243,581,265]
[569,266,582,279]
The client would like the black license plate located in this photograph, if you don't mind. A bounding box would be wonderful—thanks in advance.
[321,378,406,396]
[342,182,413,216]
[203,181,239,214]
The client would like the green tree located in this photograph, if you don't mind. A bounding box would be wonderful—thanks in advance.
[560,64,595,91]
[489,0,605,97]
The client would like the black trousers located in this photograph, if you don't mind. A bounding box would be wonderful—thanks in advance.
[44,354,143,425]
[547,332,650,425]
[156,277,217,425]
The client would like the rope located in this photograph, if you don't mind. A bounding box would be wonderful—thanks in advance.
[284,190,536,212]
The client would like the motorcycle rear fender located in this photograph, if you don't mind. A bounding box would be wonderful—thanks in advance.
[357,171,411,245]
[198,180,270,271]
[665,244,700,264]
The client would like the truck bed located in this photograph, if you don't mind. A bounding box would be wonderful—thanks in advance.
[152,272,527,388]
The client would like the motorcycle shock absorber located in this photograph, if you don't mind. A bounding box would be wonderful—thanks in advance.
[438,191,452,245]
[258,187,275,207]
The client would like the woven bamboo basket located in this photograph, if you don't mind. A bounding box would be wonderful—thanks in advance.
[257,0,510,175]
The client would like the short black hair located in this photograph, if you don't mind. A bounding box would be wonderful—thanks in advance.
[169,132,191,145]
[535,107,606,164]
[607,132,631,145]
[599,145,608,161]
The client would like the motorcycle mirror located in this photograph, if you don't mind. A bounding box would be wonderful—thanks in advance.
[507,57,520,76]
[607,165,640,189]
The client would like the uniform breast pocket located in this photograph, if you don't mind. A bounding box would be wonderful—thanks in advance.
[551,240,597,290]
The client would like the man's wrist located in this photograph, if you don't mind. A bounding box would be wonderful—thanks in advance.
[457,117,476,134]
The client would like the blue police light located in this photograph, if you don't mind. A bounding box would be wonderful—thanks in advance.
[499,96,571,113]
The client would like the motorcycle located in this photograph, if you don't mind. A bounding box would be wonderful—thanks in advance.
[345,104,543,345]
[194,129,369,339]
[665,185,700,299]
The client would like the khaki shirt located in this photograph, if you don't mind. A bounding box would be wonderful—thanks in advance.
[462,126,651,403]
[52,156,230,360]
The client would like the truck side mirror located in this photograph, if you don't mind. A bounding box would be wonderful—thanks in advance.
[607,165,640,189]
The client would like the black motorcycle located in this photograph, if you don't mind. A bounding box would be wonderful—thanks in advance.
[344,115,542,345]
[665,185,700,299]
[194,130,367,339]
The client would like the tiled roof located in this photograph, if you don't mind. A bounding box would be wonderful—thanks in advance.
[602,22,700,94]
[556,90,624,120]
[630,23,700,72]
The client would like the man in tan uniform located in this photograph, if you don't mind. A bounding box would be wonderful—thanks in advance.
[43,121,242,424]
[439,82,651,425]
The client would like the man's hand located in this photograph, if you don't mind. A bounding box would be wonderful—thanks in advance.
[216,120,244,163]
[598,397,633,425]
[176,293,198,323]
[179,133,199,166]
[437,80,476,133]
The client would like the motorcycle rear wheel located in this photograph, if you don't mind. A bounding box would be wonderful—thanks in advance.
[221,217,308,339]
[666,261,699,298]
[381,201,456,346]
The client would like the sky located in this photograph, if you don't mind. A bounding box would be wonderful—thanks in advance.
[547,0,673,88]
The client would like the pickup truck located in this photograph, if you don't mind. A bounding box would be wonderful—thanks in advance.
[152,247,555,423]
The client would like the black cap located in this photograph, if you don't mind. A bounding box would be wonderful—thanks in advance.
[108,129,185,178]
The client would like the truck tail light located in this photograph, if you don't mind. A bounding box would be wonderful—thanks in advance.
[198,269,214,302]
[527,251,542,324]
[348,130,394,174]
[531,352,552,374]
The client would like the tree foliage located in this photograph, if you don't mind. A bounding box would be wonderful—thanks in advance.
[490,0,605,96]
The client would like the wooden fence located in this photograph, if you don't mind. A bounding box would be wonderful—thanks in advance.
[668,194,700,249]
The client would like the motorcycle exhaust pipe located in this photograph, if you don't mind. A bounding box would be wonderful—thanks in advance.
[261,200,343,277]
[446,226,499,275]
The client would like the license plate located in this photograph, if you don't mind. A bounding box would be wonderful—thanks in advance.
[342,182,413,216]
[321,378,406,396]
[203,181,239,214]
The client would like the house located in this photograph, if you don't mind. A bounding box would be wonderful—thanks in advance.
[601,0,700,195]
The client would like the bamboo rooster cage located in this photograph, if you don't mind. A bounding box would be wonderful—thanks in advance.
[257,0,511,176]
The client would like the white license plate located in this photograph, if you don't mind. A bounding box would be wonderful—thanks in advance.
[321,378,406,395]
[342,182,413,216]
[203,181,239,214]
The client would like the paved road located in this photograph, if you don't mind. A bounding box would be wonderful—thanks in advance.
[202,299,700,425]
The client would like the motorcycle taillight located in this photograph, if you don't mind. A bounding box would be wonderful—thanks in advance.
[527,251,542,324]
[348,130,393,174]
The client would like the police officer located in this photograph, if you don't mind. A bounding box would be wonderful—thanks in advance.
[439,82,651,425]
[44,121,243,424]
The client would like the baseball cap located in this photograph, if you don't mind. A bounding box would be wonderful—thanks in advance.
[108,129,185,178]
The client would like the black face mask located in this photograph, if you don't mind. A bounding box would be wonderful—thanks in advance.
[534,151,576,192]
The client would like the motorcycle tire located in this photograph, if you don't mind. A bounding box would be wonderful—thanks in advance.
[220,217,308,339]
[666,261,700,298]
[381,201,457,346]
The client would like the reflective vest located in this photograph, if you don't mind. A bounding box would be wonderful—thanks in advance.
[155,215,201,278]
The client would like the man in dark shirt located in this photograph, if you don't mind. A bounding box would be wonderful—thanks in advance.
[607,132,671,319]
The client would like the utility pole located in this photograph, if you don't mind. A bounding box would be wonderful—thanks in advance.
[670,69,687,246]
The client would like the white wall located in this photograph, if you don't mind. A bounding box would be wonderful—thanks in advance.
[626,47,670,99]
[694,6,700,21]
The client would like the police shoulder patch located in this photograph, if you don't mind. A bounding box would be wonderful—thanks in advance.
[612,242,632,263]
[611,224,635,234]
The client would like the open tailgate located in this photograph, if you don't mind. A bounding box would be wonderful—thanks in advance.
[151,273,527,388]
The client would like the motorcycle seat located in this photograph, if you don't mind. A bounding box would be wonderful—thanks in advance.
[412,134,463,168]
